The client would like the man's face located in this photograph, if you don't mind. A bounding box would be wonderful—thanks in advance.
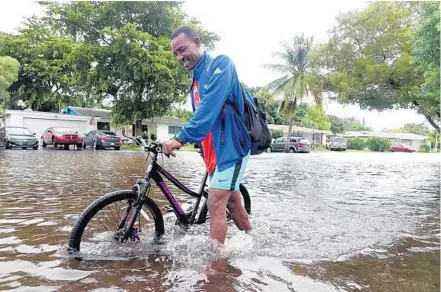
[171,33,202,70]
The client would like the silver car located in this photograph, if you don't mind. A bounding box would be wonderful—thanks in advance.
[267,136,311,153]
[83,130,122,150]
[327,137,347,151]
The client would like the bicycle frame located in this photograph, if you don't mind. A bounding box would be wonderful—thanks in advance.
[143,149,209,226]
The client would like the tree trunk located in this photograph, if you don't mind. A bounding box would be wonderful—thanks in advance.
[284,98,297,153]
[412,100,440,132]
[285,117,294,152]
[423,113,440,133]
[135,120,142,137]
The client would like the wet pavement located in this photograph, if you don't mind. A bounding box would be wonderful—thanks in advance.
[0,148,439,291]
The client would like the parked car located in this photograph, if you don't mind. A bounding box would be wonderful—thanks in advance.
[41,127,83,150]
[327,137,347,151]
[0,126,39,149]
[83,130,122,150]
[390,143,416,152]
[267,136,311,153]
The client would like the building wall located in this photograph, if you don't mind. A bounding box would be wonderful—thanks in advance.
[156,124,171,142]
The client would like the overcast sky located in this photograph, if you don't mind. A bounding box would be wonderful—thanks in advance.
[0,0,430,131]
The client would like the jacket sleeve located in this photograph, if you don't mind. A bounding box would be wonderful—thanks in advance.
[178,56,235,144]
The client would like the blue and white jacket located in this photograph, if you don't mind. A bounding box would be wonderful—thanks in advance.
[178,52,251,174]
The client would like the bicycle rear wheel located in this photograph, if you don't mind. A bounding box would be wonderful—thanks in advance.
[68,190,164,254]
[197,184,251,224]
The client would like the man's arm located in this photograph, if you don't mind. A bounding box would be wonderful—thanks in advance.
[178,56,236,144]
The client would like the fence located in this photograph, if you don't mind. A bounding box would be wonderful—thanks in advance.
[290,130,325,145]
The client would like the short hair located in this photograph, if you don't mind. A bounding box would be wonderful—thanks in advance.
[170,26,199,40]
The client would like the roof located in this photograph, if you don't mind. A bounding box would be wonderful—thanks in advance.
[146,116,187,126]
[267,123,333,134]
[64,106,111,120]
[344,131,428,141]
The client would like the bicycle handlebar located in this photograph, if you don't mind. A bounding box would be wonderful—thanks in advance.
[144,142,163,154]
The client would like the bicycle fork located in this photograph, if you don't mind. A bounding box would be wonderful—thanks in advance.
[117,179,151,242]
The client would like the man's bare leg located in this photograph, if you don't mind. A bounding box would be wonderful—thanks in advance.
[227,191,252,231]
[207,188,232,244]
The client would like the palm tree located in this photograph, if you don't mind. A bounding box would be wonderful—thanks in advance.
[264,34,323,152]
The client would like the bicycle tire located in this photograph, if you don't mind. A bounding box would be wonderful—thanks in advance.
[197,184,251,224]
[68,190,164,253]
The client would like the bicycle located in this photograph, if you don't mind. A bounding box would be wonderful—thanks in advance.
[68,142,251,253]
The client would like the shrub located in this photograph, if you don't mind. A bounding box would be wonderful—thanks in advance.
[346,137,366,150]
[150,133,157,141]
[366,137,392,152]
[419,144,431,152]
[272,129,284,139]
[141,131,149,140]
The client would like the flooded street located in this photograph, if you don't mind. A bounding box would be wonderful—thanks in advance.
[0,149,439,291]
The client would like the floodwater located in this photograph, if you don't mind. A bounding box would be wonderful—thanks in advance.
[0,148,439,292]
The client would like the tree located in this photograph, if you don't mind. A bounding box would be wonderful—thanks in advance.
[0,1,219,135]
[0,56,19,114]
[264,34,324,152]
[390,122,430,135]
[0,26,85,112]
[310,2,440,132]
[328,115,345,134]
[305,105,331,130]
[412,2,440,128]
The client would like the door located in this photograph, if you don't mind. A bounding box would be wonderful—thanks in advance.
[273,138,285,151]
[84,131,94,146]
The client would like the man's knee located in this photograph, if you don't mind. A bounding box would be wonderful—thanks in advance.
[208,188,231,213]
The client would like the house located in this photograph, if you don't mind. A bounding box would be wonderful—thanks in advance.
[267,124,332,145]
[343,131,429,149]
[61,106,112,131]
[60,106,188,142]
[0,109,99,140]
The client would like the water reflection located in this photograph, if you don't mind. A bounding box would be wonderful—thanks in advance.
[0,149,439,291]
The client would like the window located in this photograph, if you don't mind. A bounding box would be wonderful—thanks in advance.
[168,126,182,135]
[97,122,110,130]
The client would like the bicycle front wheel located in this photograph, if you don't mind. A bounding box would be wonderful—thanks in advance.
[68,190,164,254]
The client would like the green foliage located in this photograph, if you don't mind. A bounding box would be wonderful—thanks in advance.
[390,123,430,135]
[328,115,345,134]
[310,2,439,131]
[0,56,19,114]
[328,115,371,133]
[419,144,431,152]
[346,137,366,150]
[254,88,288,125]
[0,1,219,131]
[150,133,157,141]
[141,131,149,140]
[305,106,331,130]
[271,129,284,139]
[366,137,392,152]
[168,107,193,121]
[412,2,440,126]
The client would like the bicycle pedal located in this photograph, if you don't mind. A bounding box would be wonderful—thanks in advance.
[163,205,174,212]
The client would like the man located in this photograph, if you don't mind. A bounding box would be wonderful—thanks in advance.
[162,26,252,244]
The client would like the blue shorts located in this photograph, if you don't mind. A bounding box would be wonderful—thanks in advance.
[208,152,250,192]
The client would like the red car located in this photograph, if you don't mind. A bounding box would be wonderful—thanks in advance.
[41,127,83,150]
[390,143,416,152]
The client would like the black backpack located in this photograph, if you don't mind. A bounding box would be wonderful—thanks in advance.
[225,87,272,155]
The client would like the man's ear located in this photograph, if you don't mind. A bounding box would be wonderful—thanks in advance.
[194,37,201,49]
